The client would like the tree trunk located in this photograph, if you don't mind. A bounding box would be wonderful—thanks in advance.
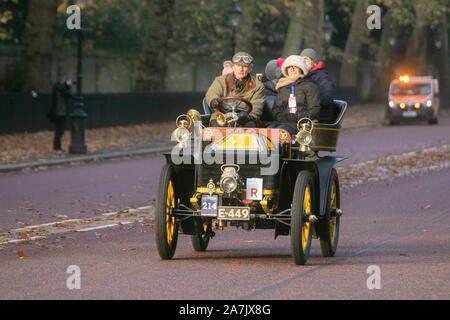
[339,0,370,87]
[437,11,449,91]
[281,0,324,58]
[370,9,396,100]
[235,0,255,54]
[135,0,175,93]
[302,0,324,59]
[282,0,306,57]
[18,0,59,93]
[405,1,429,75]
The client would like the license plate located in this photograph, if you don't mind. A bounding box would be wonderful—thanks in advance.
[201,195,218,217]
[402,111,417,118]
[217,206,250,220]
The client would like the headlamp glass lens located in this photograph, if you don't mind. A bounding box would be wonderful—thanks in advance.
[298,131,312,145]
[175,128,190,143]
[221,177,237,193]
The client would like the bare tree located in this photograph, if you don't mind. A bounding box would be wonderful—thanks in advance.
[235,0,255,54]
[18,0,59,93]
[282,0,306,57]
[405,0,429,75]
[135,0,175,93]
[437,11,449,91]
[302,0,324,58]
[339,0,370,87]
[370,8,396,100]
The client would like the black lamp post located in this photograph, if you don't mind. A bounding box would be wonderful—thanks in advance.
[69,1,88,155]
[387,28,397,80]
[434,29,442,49]
[228,1,242,55]
[388,28,397,48]
[433,29,442,78]
[322,15,334,62]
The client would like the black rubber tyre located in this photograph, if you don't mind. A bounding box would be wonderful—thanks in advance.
[319,168,340,257]
[428,117,438,125]
[155,164,179,260]
[389,119,399,126]
[191,219,212,252]
[290,171,314,265]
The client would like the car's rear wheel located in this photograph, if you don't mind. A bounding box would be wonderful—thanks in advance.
[320,168,340,257]
[290,171,314,265]
[155,165,179,260]
[191,219,212,252]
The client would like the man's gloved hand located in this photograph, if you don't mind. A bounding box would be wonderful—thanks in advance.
[297,110,311,119]
[210,98,220,110]
[276,112,298,123]
[286,113,299,123]
[236,112,250,125]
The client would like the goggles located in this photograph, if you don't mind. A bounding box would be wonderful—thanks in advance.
[232,55,253,64]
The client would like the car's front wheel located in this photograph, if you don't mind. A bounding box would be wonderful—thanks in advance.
[319,168,340,257]
[290,171,314,265]
[155,164,179,260]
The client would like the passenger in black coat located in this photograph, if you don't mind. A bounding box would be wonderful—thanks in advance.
[268,55,321,136]
[300,48,336,123]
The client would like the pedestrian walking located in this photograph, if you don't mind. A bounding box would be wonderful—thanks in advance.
[48,76,74,151]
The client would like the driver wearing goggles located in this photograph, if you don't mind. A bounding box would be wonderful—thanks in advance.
[206,52,265,128]
[232,55,253,65]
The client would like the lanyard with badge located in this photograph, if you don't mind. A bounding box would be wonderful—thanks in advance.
[288,84,297,113]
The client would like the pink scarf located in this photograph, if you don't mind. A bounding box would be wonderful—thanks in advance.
[275,75,303,91]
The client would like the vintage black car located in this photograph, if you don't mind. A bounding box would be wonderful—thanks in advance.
[155,96,347,265]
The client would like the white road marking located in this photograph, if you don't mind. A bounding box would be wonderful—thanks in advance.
[77,222,133,232]
[12,219,83,232]
[0,206,154,246]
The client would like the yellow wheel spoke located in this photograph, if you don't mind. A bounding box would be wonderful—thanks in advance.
[302,185,311,251]
[201,222,208,239]
[166,180,175,244]
[330,183,337,242]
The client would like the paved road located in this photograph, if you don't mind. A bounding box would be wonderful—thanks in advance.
[1,116,448,230]
[0,116,449,299]
[0,170,448,299]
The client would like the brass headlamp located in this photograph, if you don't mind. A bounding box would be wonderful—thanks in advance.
[172,109,203,148]
[219,164,240,194]
[186,109,201,122]
[295,118,314,152]
[173,114,192,148]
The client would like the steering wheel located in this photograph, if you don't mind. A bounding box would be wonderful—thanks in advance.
[216,96,253,115]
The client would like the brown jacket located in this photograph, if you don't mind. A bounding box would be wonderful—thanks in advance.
[205,73,265,121]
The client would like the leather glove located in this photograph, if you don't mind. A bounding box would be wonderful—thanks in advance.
[236,112,250,125]
[210,98,219,110]
[277,113,299,123]
[275,112,297,123]
[297,110,311,119]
